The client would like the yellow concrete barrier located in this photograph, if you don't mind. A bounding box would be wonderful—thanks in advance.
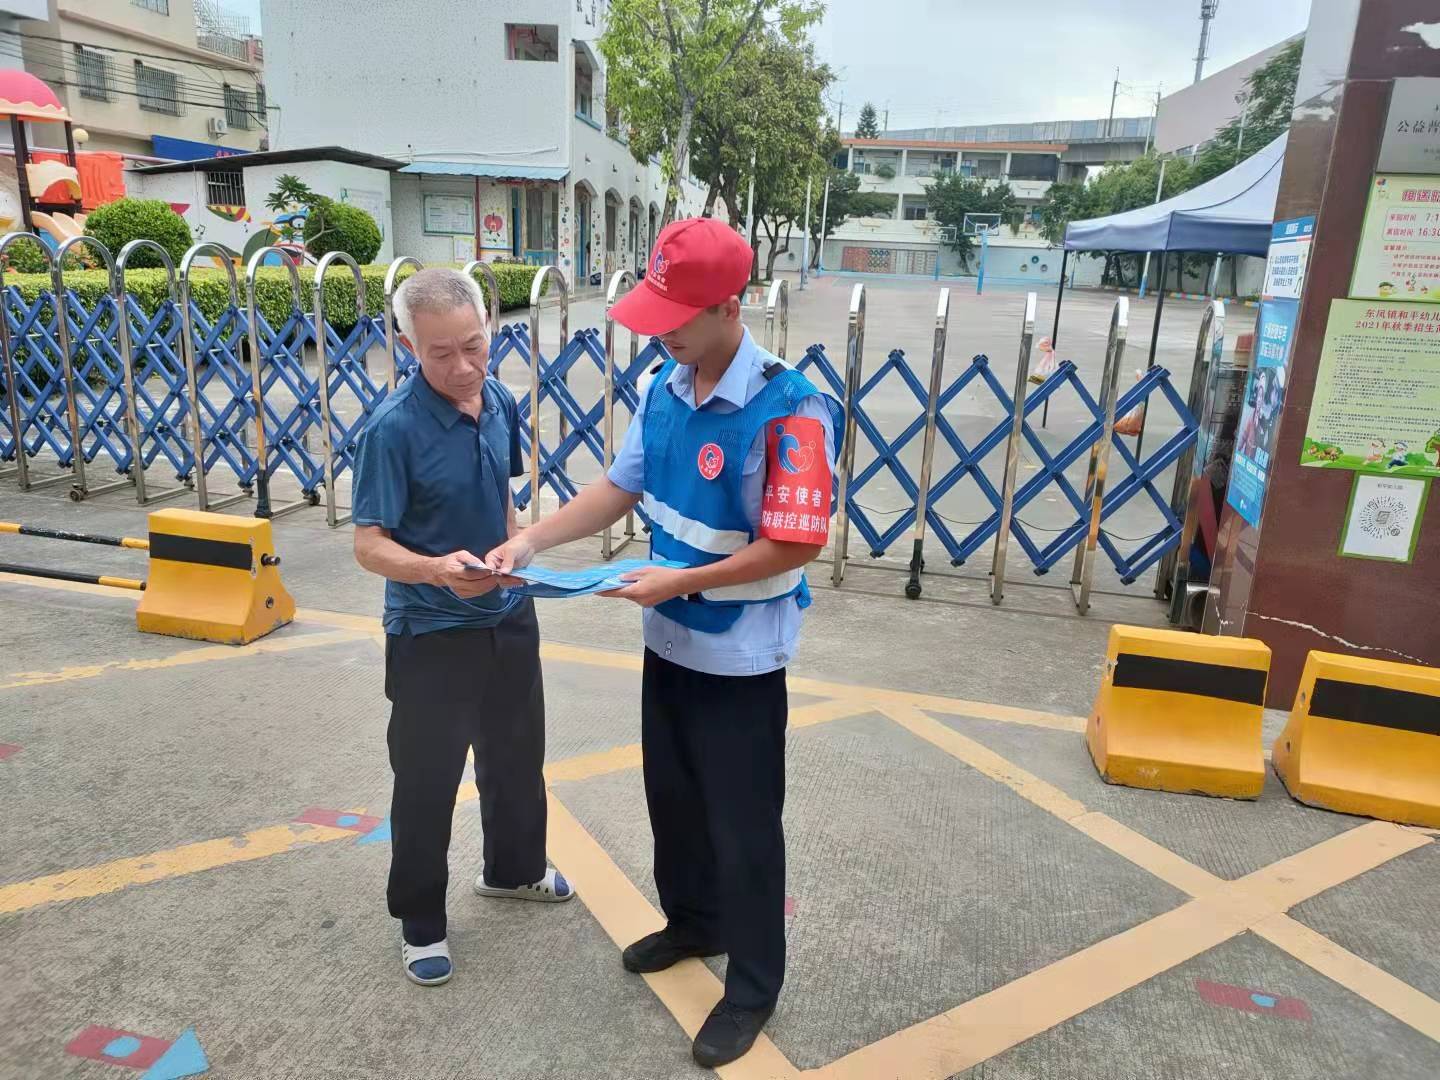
[1087,625,1270,799]
[1273,651,1440,829]
[136,509,295,645]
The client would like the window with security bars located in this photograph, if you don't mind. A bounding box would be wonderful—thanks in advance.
[224,84,251,130]
[132,0,170,13]
[135,61,182,115]
[205,170,244,206]
[75,46,111,101]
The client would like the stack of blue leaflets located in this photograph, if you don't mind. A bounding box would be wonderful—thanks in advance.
[504,559,686,599]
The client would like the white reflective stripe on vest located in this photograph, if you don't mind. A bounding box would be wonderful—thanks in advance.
[699,566,805,603]
[642,494,750,556]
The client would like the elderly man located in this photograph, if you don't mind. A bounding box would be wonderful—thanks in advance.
[352,267,572,988]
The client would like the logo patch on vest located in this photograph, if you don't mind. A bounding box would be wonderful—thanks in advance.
[697,442,725,480]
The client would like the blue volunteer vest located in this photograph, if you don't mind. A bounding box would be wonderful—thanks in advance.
[641,358,845,633]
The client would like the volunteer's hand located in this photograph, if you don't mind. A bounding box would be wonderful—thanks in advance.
[485,535,536,575]
[601,566,691,608]
[429,550,507,599]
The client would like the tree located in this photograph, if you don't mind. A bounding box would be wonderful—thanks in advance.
[803,136,893,269]
[264,174,320,243]
[1188,38,1303,187]
[855,102,880,139]
[925,173,1017,271]
[601,0,822,224]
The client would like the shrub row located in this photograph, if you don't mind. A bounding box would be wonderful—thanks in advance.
[0,262,547,331]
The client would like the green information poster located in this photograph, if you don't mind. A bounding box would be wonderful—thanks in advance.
[1350,175,1440,302]
[1301,299,1440,477]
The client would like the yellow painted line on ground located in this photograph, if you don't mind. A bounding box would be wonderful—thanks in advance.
[0,628,369,691]
[836,702,1440,1078]
[0,821,359,915]
[1254,913,1440,1042]
[543,699,870,785]
[546,791,801,1080]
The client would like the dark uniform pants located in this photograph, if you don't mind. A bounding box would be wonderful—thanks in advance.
[642,648,788,1010]
[384,599,546,946]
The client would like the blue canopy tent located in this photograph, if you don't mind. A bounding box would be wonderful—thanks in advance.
[1050,133,1287,385]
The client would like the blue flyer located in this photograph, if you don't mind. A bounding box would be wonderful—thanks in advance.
[505,559,685,599]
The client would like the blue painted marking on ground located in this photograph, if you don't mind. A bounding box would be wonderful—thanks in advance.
[141,1027,208,1079]
[336,814,360,827]
[102,1035,142,1058]
[356,817,391,846]
[1251,993,1277,1008]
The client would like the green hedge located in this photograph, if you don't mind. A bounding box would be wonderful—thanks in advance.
[83,198,193,268]
[0,261,547,330]
[304,198,383,265]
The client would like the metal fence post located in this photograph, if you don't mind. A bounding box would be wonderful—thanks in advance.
[1070,295,1128,614]
[764,278,789,360]
[313,251,368,528]
[831,282,865,587]
[116,239,188,506]
[527,265,569,524]
[55,235,131,501]
[991,291,1037,605]
[382,256,423,390]
[904,286,949,600]
[1162,299,1226,620]
[461,259,501,334]
[244,245,309,519]
[178,244,246,512]
[603,268,637,559]
[0,232,56,490]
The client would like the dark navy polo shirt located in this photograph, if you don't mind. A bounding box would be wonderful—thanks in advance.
[352,370,524,635]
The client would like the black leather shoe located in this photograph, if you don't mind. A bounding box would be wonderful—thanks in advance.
[692,999,775,1068]
[621,928,723,974]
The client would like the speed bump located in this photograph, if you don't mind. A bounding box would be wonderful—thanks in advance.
[1273,651,1440,828]
[1087,625,1270,799]
[136,509,295,645]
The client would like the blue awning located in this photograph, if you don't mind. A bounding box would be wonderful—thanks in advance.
[399,162,568,181]
[1064,134,1286,256]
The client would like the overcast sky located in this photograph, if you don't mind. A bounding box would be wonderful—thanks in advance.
[815,0,1312,131]
[235,1,1311,131]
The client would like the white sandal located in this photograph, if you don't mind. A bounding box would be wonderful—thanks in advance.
[473,865,574,903]
[401,937,453,986]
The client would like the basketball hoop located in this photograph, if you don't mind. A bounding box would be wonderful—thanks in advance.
[962,213,1002,237]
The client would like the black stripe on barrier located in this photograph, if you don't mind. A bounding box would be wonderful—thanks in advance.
[1112,653,1268,706]
[1310,679,1440,737]
[18,524,125,547]
[148,533,254,571]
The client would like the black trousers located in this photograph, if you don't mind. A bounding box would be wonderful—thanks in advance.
[384,600,546,946]
[642,649,788,1010]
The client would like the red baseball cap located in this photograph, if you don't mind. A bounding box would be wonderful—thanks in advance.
[608,217,752,335]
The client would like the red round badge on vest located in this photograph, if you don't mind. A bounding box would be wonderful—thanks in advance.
[697,442,725,480]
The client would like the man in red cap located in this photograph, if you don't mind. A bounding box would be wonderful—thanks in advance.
[487,216,842,1067]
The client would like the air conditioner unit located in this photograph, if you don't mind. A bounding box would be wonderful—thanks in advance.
[207,116,228,137]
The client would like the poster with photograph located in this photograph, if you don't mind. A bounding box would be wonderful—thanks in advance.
[1227,299,1298,526]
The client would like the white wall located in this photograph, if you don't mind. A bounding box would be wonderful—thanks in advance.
[244,161,395,263]
[262,0,572,167]
[1155,37,1298,154]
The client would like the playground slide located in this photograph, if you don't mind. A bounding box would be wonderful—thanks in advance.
[31,210,84,248]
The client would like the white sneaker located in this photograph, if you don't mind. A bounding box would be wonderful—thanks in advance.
[401,937,453,986]
[473,865,574,902]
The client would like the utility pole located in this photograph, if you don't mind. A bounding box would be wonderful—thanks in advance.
[744,144,757,275]
[1107,68,1119,139]
[1145,86,1161,154]
[800,174,812,289]
[1195,1,1219,84]
[1235,91,1250,154]
[817,172,831,274]
[1138,158,1168,299]
[883,101,889,134]
[836,94,844,135]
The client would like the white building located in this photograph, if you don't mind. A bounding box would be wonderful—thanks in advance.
[257,0,706,284]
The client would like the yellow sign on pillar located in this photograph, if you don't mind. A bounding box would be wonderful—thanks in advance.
[1087,625,1270,800]
[136,509,295,645]
[1273,651,1440,829]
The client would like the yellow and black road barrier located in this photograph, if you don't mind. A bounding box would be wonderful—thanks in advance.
[3,510,294,645]
[1273,651,1440,829]
[1087,625,1270,800]
[137,509,295,645]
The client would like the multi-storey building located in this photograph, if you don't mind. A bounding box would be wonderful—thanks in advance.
[13,0,266,160]
[260,0,706,283]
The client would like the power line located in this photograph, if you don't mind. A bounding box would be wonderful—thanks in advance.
[1,32,255,104]
[0,26,257,80]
